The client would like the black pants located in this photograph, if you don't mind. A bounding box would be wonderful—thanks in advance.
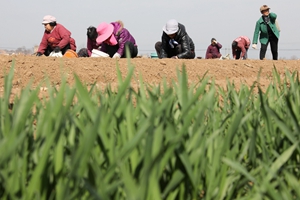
[44,44,71,56]
[235,48,248,60]
[260,37,278,60]
[106,42,138,58]
[155,41,195,59]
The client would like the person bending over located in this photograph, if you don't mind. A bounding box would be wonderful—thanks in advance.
[95,21,138,58]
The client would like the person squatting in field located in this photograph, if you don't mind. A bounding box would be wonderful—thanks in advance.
[36,15,76,56]
[252,5,280,60]
[232,36,251,60]
[205,38,222,59]
[155,19,195,59]
[94,21,138,58]
[77,26,100,57]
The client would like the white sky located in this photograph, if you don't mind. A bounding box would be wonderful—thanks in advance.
[0,0,299,59]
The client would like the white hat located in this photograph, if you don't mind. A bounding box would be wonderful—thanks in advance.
[42,15,56,24]
[162,19,179,35]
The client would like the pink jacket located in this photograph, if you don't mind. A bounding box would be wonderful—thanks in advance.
[232,36,250,58]
[38,23,76,53]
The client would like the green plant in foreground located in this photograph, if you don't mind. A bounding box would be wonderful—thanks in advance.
[0,61,299,200]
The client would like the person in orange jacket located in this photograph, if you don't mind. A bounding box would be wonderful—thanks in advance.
[36,15,76,56]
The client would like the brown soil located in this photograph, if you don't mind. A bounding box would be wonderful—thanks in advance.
[0,55,299,101]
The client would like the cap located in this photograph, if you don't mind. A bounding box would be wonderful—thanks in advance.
[260,5,270,12]
[42,15,56,24]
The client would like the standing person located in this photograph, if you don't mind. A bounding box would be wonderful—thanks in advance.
[232,36,251,60]
[205,38,222,59]
[36,15,76,56]
[78,26,100,57]
[155,19,195,59]
[252,5,280,60]
[95,21,138,58]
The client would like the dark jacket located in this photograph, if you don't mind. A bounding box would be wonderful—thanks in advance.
[87,38,100,56]
[161,23,195,59]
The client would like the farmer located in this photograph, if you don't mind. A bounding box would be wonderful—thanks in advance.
[232,36,251,60]
[95,21,138,58]
[252,5,280,60]
[205,38,222,59]
[77,26,100,57]
[36,15,76,56]
[155,19,195,59]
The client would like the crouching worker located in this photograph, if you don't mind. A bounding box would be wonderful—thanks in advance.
[205,38,222,59]
[232,36,250,60]
[95,21,138,58]
[155,19,195,59]
[78,26,100,57]
[36,15,76,56]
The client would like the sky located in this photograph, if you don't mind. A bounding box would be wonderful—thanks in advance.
[0,0,299,59]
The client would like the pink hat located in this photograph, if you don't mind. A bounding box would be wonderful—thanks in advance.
[106,34,118,46]
[96,22,114,44]
[42,15,56,24]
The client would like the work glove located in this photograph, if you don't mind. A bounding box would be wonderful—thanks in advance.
[112,52,121,58]
[252,44,257,49]
[36,52,43,56]
[54,46,60,53]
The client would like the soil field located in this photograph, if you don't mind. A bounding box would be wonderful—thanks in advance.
[1,55,300,101]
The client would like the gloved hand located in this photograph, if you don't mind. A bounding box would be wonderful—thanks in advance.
[53,46,60,53]
[112,52,121,58]
[36,52,43,56]
[171,56,178,59]
[252,44,257,49]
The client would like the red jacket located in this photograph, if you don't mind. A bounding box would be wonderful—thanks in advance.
[205,43,222,59]
[38,23,76,53]
[232,36,250,58]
